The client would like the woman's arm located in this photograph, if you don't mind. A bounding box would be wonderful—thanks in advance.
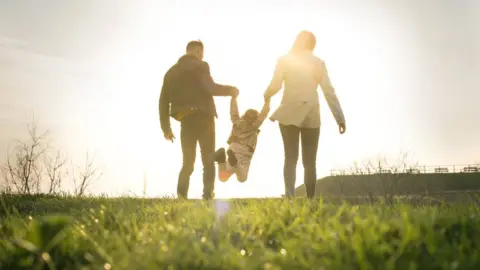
[264,57,286,99]
[253,99,271,128]
[318,60,345,126]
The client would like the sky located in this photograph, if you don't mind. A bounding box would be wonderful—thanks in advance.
[0,0,479,198]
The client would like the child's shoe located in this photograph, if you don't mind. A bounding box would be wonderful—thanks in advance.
[227,149,238,166]
[213,148,226,163]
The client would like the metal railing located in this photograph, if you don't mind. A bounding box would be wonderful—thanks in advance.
[330,164,480,176]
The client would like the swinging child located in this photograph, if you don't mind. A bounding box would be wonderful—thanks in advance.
[213,95,270,182]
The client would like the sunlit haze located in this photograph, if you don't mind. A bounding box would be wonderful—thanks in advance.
[0,0,479,198]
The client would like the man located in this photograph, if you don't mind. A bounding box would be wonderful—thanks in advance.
[159,40,238,200]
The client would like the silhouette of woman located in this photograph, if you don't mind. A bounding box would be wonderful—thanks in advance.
[264,31,347,198]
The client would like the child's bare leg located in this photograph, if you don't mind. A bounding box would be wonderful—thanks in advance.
[235,155,252,183]
[236,169,247,183]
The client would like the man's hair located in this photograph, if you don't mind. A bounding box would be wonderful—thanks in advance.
[186,40,204,52]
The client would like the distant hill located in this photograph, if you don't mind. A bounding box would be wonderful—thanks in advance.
[295,172,480,197]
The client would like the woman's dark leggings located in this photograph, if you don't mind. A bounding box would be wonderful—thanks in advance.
[279,124,320,198]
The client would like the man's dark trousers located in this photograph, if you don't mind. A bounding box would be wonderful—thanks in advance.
[177,112,216,200]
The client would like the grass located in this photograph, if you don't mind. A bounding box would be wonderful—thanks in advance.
[1,194,480,269]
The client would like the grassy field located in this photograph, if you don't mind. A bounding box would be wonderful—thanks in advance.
[1,195,480,269]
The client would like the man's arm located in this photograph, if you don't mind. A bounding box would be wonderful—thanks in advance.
[253,99,271,128]
[159,74,172,135]
[318,61,345,126]
[264,57,285,99]
[199,62,236,96]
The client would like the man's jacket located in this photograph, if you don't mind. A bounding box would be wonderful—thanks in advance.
[159,55,234,134]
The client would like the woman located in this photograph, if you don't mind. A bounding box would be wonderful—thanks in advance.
[264,31,346,198]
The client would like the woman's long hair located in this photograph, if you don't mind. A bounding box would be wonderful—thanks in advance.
[290,31,316,53]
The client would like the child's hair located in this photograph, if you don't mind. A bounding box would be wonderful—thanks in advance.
[242,109,259,122]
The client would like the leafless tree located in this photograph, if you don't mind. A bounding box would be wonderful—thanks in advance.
[1,120,49,194]
[72,152,103,196]
[44,150,68,194]
[0,166,12,193]
[346,152,422,205]
[364,152,411,205]
[347,160,377,203]
[334,168,348,198]
[1,116,105,196]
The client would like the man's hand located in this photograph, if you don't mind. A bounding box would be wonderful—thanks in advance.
[231,87,239,98]
[164,130,175,143]
[339,123,346,134]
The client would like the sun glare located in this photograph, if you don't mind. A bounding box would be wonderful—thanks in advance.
[94,4,407,198]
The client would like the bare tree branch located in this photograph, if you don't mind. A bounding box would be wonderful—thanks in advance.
[347,152,419,205]
[44,150,68,194]
[1,119,49,194]
[72,152,103,197]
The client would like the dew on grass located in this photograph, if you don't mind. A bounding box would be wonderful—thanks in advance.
[41,252,51,262]
[4,194,480,269]
[166,224,175,232]
[84,252,94,262]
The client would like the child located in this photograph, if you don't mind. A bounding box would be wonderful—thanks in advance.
[213,96,271,182]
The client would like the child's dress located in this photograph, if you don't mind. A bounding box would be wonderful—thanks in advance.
[218,98,270,182]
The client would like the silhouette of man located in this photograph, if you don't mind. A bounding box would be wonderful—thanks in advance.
[159,40,239,200]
